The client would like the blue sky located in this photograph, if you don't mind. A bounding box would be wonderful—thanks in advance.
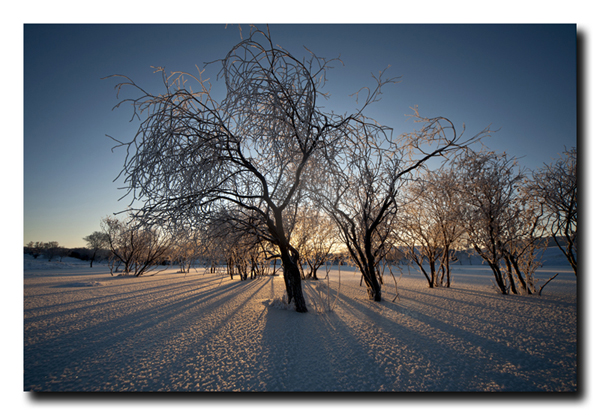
[23,24,577,248]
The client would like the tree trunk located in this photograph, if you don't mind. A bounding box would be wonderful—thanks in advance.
[89,250,96,268]
[492,264,508,295]
[227,257,235,279]
[361,253,382,301]
[555,234,577,277]
[444,245,451,287]
[508,255,532,294]
[429,257,438,287]
[363,233,381,301]
[279,248,308,312]
[474,245,508,294]
[484,257,507,295]
[415,259,434,288]
[250,257,257,279]
[363,266,382,301]
[504,257,518,294]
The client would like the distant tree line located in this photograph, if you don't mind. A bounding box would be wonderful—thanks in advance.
[24,241,111,265]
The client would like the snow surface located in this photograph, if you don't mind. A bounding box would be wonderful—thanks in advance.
[23,250,577,393]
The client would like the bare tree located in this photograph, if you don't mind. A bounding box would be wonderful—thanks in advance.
[502,183,551,294]
[102,217,135,274]
[427,169,466,287]
[83,231,109,268]
[101,216,171,277]
[207,207,275,280]
[43,241,60,262]
[454,149,516,294]
[454,149,548,295]
[107,26,392,312]
[312,109,490,301]
[56,247,70,262]
[530,147,577,276]
[159,215,211,274]
[293,206,337,280]
[397,168,465,288]
[168,226,205,274]
[397,197,445,289]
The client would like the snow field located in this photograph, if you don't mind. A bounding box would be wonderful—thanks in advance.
[24,256,577,392]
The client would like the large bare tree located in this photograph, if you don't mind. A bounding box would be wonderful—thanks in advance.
[312,109,490,301]
[107,27,390,312]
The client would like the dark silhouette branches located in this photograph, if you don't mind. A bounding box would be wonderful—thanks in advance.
[108,27,398,311]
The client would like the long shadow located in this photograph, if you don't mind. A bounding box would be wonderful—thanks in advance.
[259,299,382,391]
[25,284,229,390]
[25,275,252,352]
[387,286,524,332]
[24,277,270,391]
[25,282,213,329]
[261,287,514,391]
[336,291,576,391]
[148,277,272,391]
[395,285,551,322]
[24,273,225,321]
[394,284,577,331]
[293,278,575,392]
[447,285,577,308]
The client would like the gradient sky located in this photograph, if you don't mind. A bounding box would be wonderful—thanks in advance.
[23,24,577,248]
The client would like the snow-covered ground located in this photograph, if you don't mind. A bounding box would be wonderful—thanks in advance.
[23,249,577,393]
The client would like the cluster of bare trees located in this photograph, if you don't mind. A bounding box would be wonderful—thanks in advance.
[166,225,203,274]
[206,211,275,280]
[395,147,577,295]
[106,26,576,311]
[461,147,576,294]
[100,216,171,277]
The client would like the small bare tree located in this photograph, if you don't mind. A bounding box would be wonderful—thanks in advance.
[293,206,337,280]
[43,241,60,262]
[454,149,548,295]
[502,190,547,294]
[83,231,109,268]
[397,168,465,288]
[26,241,44,259]
[101,216,171,277]
[56,247,71,262]
[206,207,274,280]
[160,215,209,274]
[530,147,577,276]
[397,201,445,289]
